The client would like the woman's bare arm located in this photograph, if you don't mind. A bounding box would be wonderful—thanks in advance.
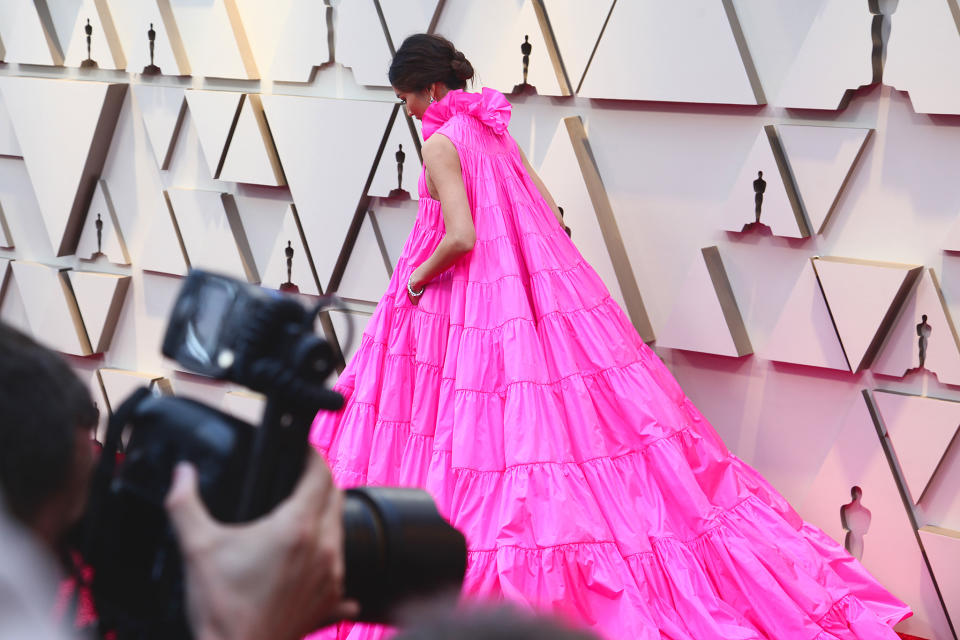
[518,147,566,229]
[408,134,476,300]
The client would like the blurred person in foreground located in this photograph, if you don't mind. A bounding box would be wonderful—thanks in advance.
[0,322,357,640]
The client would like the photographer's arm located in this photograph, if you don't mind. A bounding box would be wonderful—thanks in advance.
[165,449,359,640]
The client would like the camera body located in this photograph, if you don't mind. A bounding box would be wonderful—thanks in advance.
[82,271,467,639]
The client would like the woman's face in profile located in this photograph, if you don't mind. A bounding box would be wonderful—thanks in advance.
[395,88,432,120]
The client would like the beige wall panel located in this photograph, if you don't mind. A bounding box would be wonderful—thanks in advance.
[109,0,189,75]
[874,269,960,385]
[261,94,394,290]
[75,180,130,265]
[236,0,329,83]
[367,112,420,200]
[776,124,872,235]
[234,195,319,296]
[760,259,849,371]
[918,526,960,627]
[719,126,807,238]
[165,0,257,79]
[775,0,873,110]
[434,0,564,95]
[369,199,417,268]
[0,77,125,256]
[131,84,185,171]
[99,368,172,414]
[802,396,954,640]
[0,258,29,334]
[68,270,130,354]
[166,188,255,283]
[337,211,390,303]
[0,91,23,158]
[221,389,265,425]
[579,0,759,104]
[885,0,960,115]
[335,0,392,87]
[139,191,188,277]
[183,89,243,179]
[329,308,372,365]
[379,0,440,46]
[63,0,125,69]
[541,0,614,91]
[656,247,751,357]
[875,390,960,504]
[0,3,62,66]
[219,95,285,187]
[0,202,12,249]
[535,118,626,313]
[10,261,89,355]
[813,257,922,373]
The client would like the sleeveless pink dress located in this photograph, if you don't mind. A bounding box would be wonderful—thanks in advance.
[310,89,910,639]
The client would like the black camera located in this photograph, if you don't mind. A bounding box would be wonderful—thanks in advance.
[81,270,467,639]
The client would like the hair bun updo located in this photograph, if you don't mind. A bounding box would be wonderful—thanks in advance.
[389,34,475,92]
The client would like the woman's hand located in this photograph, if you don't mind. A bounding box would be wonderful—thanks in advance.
[407,272,425,306]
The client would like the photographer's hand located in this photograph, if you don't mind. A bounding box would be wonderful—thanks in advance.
[165,449,359,640]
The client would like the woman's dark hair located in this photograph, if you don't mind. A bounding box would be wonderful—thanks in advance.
[389,34,474,92]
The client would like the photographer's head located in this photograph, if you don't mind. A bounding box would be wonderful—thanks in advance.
[0,323,97,550]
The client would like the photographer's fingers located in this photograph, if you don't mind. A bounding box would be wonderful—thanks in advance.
[165,462,216,549]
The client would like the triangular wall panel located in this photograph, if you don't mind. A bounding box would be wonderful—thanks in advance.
[0,201,12,249]
[379,0,441,48]
[99,368,173,415]
[801,396,953,640]
[435,0,565,96]
[720,126,807,238]
[874,390,960,504]
[918,526,960,626]
[0,3,62,66]
[541,0,615,91]
[761,259,849,371]
[874,269,960,385]
[885,0,960,115]
[139,191,189,277]
[0,91,22,157]
[221,390,265,424]
[167,188,257,283]
[75,180,130,265]
[109,1,190,75]
[235,0,330,82]
[776,0,874,109]
[335,0,393,86]
[10,261,90,355]
[184,89,244,179]
[777,124,872,234]
[0,78,126,256]
[813,257,923,372]
[62,0,125,70]
[367,109,420,200]
[329,308,373,365]
[234,195,319,295]
[219,95,285,186]
[656,246,752,357]
[536,118,627,317]
[68,270,131,354]
[370,200,418,267]
[262,95,394,290]
[166,0,258,79]
[338,211,391,303]
[578,0,761,104]
[132,84,186,171]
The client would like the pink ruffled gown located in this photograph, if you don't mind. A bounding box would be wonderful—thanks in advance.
[310,89,910,639]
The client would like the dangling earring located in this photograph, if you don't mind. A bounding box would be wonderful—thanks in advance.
[429,94,436,104]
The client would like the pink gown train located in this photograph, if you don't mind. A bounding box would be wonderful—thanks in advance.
[309,88,910,639]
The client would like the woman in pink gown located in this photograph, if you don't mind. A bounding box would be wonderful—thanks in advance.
[311,34,910,639]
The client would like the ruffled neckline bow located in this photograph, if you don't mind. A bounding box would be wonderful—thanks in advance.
[421,88,512,140]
